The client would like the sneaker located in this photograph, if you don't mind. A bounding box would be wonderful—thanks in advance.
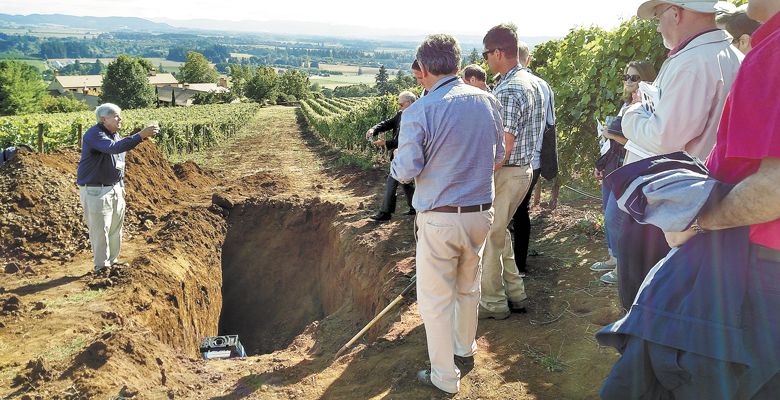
[369,211,391,221]
[590,256,617,272]
[478,306,510,320]
[416,370,456,395]
[600,269,618,284]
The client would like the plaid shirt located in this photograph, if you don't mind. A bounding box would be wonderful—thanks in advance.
[493,65,545,166]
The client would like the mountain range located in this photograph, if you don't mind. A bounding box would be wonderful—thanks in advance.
[0,13,556,48]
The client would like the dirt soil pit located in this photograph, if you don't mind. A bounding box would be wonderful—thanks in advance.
[219,198,345,355]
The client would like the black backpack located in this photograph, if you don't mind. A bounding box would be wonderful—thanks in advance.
[539,123,558,180]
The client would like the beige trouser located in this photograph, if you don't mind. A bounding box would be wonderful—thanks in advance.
[480,165,533,313]
[79,183,125,269]
[415,208,493,394]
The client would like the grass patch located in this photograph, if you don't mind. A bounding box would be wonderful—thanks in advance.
[45,289,105,309]
[335,153,373,170]
[42,335,88,361]
[523,344,566,372]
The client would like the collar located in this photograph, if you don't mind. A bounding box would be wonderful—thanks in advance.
[752,10,780,47]
[429,75,459,93]
[668,28,721,57]
[501,65,523,81]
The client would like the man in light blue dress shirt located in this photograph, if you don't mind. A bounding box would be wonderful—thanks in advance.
[391,34,505,395]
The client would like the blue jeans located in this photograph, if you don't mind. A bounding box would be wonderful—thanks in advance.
[602,185,625,258]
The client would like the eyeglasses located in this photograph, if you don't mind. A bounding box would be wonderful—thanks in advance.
[623,74,641,82]
[482,48,500,60]
[653,4,675,21]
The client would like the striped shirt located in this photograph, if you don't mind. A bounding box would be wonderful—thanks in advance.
[493,65,545,167]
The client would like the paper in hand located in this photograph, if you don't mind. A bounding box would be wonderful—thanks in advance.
[638,82,660,115]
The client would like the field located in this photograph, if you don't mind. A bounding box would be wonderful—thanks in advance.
[0,27,101,39]
[0,105,623,399]
[313,63,400,89]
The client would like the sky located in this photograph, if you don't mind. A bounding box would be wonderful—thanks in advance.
[3,0,645,38]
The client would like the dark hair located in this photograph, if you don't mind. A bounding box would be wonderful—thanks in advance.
[722,11,761,40]
[416,34,461,75]
[411,59,421,71]
[623,60,657,103]
[462,64,486,81]
[483,23,519,58]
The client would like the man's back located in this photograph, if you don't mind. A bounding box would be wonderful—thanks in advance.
[392,79,504,211]
[493,66,545,167]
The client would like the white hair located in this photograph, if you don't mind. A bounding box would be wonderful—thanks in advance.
[398,91,418,104]
[95,103,121,124]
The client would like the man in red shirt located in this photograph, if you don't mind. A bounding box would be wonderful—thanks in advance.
[664,0,780,395]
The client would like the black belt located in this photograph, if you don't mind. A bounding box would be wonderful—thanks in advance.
[430,203,492,213]
[84,183,118,187]
[755,244,780,263]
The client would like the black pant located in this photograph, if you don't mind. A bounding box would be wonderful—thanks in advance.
[511,168,541,274]
[380,174,415,214]
[615,212,670,310]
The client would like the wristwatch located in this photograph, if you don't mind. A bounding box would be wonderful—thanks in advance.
[690,218,706,234]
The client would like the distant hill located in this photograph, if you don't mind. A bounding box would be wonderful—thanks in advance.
[0,13,176,32]
[0,13,558,48]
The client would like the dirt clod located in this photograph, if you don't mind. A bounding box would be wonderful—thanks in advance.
[4,263,20,274]
[12,357,52,388]
[1,295,21,315]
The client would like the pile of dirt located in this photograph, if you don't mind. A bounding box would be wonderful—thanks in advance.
[0,147,86,262]
[0,142,215,264]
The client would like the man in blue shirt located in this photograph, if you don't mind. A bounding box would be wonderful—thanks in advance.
[76,103,158,273]
[391,34,504,395]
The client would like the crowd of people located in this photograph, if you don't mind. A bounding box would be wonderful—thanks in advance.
[66,0,779,396]
[380,0,780,396]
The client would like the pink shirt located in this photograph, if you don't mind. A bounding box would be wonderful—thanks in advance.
[705,11,780,250]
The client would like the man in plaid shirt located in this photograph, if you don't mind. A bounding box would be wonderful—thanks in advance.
[479,23,546,320]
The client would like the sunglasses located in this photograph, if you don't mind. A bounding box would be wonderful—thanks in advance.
[624,74,641,83]
[482,48,500,60]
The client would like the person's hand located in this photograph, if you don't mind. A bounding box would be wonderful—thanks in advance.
[600,125,609,138]
[372,139,385,147]
[494,162,503,171]
[138,125,159,140]
[631,90,641,105]
[365,128,375,140]
[664,229,697,248]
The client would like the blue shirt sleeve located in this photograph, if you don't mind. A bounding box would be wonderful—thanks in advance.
[391,105,426,184]
[86,130,142,154]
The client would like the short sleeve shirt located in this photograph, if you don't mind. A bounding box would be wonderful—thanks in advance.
[705,11,780,249]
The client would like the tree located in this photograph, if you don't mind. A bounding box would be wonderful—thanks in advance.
[40,94,89,113]
[178,51,219,83]
[245,66,278,104]
[90,59,105,75]
[228,63,251,97]
[468,48,481,65]
[375,65,390,95]
[0,60,45,116]
[278,69,311,101]
[101,55,157,109]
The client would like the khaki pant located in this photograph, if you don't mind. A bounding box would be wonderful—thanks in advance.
[415,209,493,393]
[79,183,125,268]
[480,165,533,313]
